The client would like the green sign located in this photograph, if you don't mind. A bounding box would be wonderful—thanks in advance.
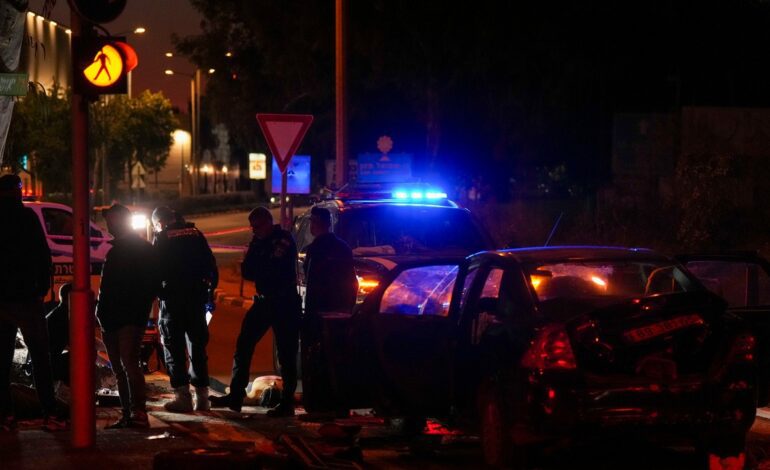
[0,73,28,96]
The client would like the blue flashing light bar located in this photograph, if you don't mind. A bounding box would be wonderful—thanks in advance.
[392,189,447,201]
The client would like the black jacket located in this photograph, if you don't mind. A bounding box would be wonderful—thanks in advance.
[304,232,356,314]
[96,232,159,331]
[0,200,51,301]
[153,221,218,298]
[242,225,298,298]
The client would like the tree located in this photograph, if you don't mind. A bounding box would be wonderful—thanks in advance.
[7,87,176,198]
[91,91,177,194]
[5,84,71,193]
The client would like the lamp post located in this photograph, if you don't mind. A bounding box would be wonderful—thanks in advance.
[165,66,211,195]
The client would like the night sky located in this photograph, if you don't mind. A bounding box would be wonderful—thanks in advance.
[29,0,202,110]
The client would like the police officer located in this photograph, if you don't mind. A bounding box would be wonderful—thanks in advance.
[0,174,63,431]
[210,207,301,417]
[301,207,356,411]
[152,206,218,413]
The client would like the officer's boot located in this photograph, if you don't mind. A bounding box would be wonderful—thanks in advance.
[164,386,193,413]
[193,386,210,411]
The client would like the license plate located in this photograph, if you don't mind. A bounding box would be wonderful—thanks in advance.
[623,314,704,343]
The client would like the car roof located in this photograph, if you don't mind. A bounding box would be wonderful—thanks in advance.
[472,246,665,264]
[22,201,72,211]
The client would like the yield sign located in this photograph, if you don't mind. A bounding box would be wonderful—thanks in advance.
[256,113,313,173]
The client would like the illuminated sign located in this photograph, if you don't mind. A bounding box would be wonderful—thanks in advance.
[73,37,137,96]
[83,45,124,87]
[249,153,267,180]
[272,155,311,194]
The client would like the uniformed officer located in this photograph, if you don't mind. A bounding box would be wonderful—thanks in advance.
[210,207,301,417]
[152,206,218,413]
[301,206,356,411]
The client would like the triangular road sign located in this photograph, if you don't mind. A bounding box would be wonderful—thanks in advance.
[256,113,313,173]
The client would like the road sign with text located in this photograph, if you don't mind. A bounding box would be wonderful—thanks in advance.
[256,113,313,173]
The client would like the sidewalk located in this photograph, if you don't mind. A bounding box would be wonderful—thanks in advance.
[0,373,291,470]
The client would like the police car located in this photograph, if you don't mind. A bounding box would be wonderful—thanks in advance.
[292,183,495,302]
[23,201,112,301]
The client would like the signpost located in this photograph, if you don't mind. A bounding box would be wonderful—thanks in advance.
[0,73,28,96]
[256,114,313,228]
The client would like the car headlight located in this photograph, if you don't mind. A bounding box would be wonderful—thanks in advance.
[131,213,148,230]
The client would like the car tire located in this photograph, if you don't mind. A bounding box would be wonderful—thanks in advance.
[478,379,524,468]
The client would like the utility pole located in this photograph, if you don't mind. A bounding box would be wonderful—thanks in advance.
[335,0,347,188]
[69,10,95,449]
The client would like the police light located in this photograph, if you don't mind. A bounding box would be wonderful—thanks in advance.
[391,188,447,201]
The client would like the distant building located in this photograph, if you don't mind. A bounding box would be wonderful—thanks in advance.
[21,11,71,93]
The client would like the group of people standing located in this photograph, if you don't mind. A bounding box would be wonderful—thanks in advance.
[0,172,356,431]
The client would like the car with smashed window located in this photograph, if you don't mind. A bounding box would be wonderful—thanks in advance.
[311,246,756,468]
[292,183,494,302]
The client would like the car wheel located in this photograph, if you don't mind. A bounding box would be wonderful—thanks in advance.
[478,379,521,468]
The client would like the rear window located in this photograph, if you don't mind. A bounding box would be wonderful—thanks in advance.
[337,206,487,256]
[526,259,699,304]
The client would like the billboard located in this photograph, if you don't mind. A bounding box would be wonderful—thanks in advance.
[357,153,412,183]
[272,155,310,194]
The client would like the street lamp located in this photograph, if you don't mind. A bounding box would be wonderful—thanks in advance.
[173,130,191,196]
[164,68,201,195]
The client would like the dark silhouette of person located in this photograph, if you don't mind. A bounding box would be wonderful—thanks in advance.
[46,283,72,381]
[152,206,217,413]
[210,207,301,417]
[93,50,112,81]
[97,204,159,429]
[0,174,63,431]
[301,206,356,412]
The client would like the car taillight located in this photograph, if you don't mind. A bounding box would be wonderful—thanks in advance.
[728,333,755,362]
[521,324,577,370]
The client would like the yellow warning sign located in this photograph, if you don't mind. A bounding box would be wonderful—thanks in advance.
[82,45,123,87]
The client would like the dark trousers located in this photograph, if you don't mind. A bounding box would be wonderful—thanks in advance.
[159,294,209,389]
[230,294,300,407]
[103,325,146,415]
[0,299,56,416]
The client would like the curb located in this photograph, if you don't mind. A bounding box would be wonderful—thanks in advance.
[214,288,254,309]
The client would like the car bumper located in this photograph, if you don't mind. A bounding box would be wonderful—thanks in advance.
[514,367,756,444]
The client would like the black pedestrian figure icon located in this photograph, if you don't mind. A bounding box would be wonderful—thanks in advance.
[93,50,112,81]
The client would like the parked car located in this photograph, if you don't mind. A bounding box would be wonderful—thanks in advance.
[313,246,756,467]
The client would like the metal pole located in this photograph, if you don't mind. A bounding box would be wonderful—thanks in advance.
[188,77,196,197]
[195,69,201,195]
[335,0,347,187]
[280,170,288,229]
[69,10,95,449]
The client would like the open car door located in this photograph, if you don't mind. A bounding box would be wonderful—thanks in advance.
[355,259,464,416]
[677,252,770,406]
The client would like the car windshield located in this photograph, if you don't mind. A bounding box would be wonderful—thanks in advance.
[525,259,701,307]
[336,206,488,256]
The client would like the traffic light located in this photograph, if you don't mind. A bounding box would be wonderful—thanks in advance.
[72,37,137,96]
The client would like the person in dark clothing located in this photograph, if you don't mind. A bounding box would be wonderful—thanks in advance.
[301,207,357,412]
[0,174,63,431]
[152,206,217,412]
[210,207,301,417]
[97,204,159,429]
[46,283,72,381]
